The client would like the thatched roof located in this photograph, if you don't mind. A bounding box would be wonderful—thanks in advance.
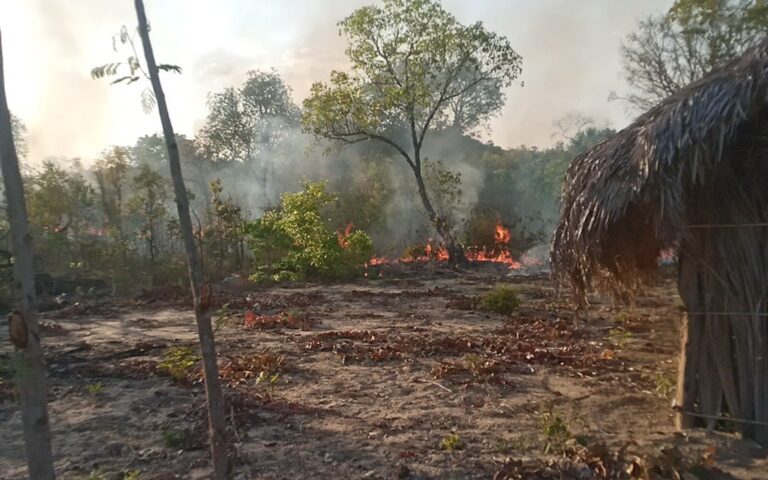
[551,37,768,301]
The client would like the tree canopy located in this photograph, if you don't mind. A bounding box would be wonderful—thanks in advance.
[621,0,768,110]
[196,69,300,163]
[303,0,521,148]
[302,0,521,261]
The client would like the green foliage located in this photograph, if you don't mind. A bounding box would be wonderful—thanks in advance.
[304,0,522,140]
[161,429,187,450]
[607,328,633,349]
[256,371,280,397]
[538,404,574,453]
[654,372,676,399]
[247,181,373,282]
[91,25,181,113]
[85,382,103,396]
[128,164,170,263]
[303,0,522,251]
[206,179,247,276]
[440,433,463,451]
[158,346,199,382]
[476,125,615,247]
[479,285,520,314]
[25,161,98,277]
[79,470,109,480]
[122,470,142,480]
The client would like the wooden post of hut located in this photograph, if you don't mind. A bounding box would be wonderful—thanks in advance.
[551,38,768,445]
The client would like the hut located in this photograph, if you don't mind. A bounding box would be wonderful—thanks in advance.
[551,38,768,444]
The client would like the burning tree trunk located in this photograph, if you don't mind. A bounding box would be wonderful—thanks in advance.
[412,166,466,265]
[0,30,56,479]
[133,1,229,477]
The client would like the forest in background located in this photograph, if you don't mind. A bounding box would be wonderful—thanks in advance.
[5,91,613,303]
[4,0,767,306]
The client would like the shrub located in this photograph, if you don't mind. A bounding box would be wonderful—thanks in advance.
[86,382,103,396]
[539,406,571,448]
[479,285,520,314]
[161,429,187,450]
[440,433,463,450]
[158,346,199,381]
[247,181,373,282]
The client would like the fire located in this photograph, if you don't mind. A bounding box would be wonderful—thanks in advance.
[464,221,520,268]
[425,242,449,261]
[494,223,511,245]
[366,221,522,269]
[337,223,355,248]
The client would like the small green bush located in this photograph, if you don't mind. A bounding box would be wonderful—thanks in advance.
[122,470,142,480]
[479,285,520,314]
[440,433,462,450]
[158,346,199,381]
[161,429,187,450]
[539,407,571,446]
[85,382,103,396]
[247,181,373,283]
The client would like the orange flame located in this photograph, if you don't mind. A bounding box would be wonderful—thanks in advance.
[365,221,522,270]
[338,223,354,249]
[494,222,511,245]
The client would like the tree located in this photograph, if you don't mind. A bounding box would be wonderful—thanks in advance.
[302,0,521,263]
[0,30,55,479]
[92,6,230,478]
[131,133,168,165]
[93,147,131,235]
[128,164,170,263]
[196,69,300,163]
[207,179,246,275]
[27,161,96,276]
[620,0,768,110]
[551,111,597,143]
[133,4,229,477]
[10,114,27,161]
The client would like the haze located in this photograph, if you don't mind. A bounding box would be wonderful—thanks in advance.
[1,0,671,162]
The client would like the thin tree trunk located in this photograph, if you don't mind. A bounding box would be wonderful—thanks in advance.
[411,166,466,265]
[0,30,56,480]
[133,2,229,478]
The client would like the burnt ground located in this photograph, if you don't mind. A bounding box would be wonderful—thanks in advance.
[1,264,766,479]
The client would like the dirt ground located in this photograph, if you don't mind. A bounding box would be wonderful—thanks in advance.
[1,264,766,479]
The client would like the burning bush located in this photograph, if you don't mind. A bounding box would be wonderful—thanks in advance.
[247,181,373,282]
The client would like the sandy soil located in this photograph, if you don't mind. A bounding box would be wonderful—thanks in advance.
[1,264,766,479]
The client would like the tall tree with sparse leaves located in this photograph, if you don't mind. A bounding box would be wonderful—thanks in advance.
[620,0,768,110]
[303,0,521,263]
[0,29,56,480]
[92,4,230,478]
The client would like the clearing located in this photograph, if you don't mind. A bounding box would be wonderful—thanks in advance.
[1,264,766,479]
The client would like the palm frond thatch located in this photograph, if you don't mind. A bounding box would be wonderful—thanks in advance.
[551,37,768,443]
[551,37,768,302]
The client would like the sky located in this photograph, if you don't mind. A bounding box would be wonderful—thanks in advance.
[0,0,672,163]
